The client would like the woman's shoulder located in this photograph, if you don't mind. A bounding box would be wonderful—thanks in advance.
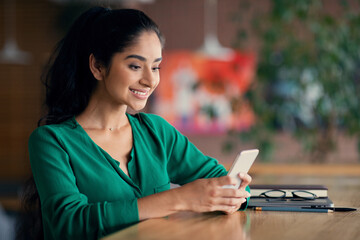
[29,117,77,141]
[128,112,175,133]
[128,112,169,125]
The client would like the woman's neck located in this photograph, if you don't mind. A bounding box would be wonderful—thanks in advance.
[75,94,129,131]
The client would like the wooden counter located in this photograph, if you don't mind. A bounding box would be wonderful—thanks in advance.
[102,172,360,240]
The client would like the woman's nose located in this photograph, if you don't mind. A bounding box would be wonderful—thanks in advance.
[141,68,159,88]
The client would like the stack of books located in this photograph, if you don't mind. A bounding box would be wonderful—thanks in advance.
[248,184,334,212]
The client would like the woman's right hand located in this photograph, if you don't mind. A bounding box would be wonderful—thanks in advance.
[175,174,251,214]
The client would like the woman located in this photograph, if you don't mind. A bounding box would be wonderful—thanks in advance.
[25,6,252,239]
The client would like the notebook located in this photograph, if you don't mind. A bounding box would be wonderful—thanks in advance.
[248,197,334,208]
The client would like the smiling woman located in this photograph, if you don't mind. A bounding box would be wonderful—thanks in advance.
[18,6,252,240]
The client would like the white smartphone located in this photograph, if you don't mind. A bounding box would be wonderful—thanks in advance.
[222,149,259,189]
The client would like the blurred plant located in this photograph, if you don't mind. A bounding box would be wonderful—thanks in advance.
[233,0,360,161]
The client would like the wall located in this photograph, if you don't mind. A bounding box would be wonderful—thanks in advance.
[0,0,358,181]
[0,0,60,179]
[0,0,251,180]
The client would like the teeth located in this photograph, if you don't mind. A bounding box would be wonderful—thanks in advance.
[131,90,147,96]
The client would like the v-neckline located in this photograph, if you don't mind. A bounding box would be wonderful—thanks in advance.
[71,114,136,182]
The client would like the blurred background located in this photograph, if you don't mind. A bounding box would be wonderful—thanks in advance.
[0,0,359,238]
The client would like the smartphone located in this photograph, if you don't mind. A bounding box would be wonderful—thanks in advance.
[222,149,259,189]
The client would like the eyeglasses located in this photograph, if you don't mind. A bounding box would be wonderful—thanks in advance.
[259,189,318,201]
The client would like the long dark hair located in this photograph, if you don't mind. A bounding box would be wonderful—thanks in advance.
[17,7,164,239]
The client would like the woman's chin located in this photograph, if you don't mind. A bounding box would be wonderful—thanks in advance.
[127,104,147,112]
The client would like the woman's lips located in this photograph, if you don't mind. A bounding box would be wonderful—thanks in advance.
[130,88,150,99]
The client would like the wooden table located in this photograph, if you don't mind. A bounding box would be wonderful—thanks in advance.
[102,170,360,240]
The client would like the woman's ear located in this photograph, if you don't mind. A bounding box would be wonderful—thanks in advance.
[89,54,105,80]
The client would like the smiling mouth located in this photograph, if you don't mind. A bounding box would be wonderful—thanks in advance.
[130,89,147,96]
[130,89,150,99]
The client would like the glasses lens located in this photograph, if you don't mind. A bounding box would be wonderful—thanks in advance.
[292,191,316,199]
[264,190,285,198]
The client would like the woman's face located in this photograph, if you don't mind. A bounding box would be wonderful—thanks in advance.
[96,31,162,111]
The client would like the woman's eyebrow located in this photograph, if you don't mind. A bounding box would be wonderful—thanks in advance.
[125,54,162,62]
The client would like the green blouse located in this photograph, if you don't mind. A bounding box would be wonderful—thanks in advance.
[29,113,249,239]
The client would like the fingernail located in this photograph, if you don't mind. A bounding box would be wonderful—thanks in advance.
[239,173,244,178]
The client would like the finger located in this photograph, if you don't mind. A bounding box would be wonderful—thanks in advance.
[213,199,247,214]
[212,205,238,214]
[217,175,238,187]
[223,206,240,215]
[222,206,240,215]
[211,196,247,207]
[221,188,251,198]
[238,173,252,189]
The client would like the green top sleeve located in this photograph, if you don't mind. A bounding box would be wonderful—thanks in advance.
[138,113,228,184]
[137,113,250,209]
[29,126,139,239]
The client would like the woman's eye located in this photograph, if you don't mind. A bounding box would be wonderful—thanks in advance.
[129,64,141,70]
[152,67,161,72]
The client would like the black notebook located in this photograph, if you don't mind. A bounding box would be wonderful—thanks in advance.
[248,197,334,208]
[248,184,334,208]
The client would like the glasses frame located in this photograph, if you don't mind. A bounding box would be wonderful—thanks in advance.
[259,189,318,201]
